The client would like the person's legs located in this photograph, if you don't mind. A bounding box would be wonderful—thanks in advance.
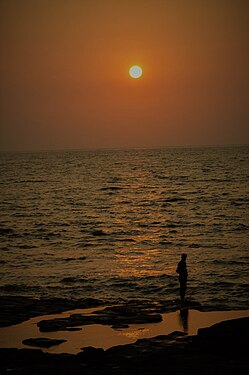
[179,279,187,303]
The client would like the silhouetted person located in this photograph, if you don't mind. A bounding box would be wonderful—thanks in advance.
[176,253,188,304]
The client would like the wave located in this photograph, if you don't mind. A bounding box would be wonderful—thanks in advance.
[210,259,247,265]
[61,256,87,262]
[0,227,15,236]
[161,197,187,203]
[60,277,82,283]
[0,147,248,310]
[100,186,123,191]
[91,230,109,236]
[110,274,176,284]
[60,277,98,284]
[0,284,41,293]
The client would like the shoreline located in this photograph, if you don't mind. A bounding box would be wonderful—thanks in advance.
[1,294,249,328]
[0,295,248,374]
[0,317,248,375]
[1,307,249,353]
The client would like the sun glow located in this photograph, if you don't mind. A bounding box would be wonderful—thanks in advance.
[129,65,143,79]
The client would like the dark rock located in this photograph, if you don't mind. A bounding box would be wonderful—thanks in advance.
[0,318,248,374]
[0,348,81,375]
[0,295,205,329]
[194,317,249,354]
[0,347,44,362]
[38,316,94,332]
[0,295,104,327]
[22,338,67,348]
[78,346,106,362]
[37,303,162,332]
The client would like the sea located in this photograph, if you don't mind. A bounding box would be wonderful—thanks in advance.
[0,146,248,310]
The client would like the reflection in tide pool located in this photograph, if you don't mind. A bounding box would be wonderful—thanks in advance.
[0,308,248,353]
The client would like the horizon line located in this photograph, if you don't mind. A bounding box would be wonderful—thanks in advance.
[0,143,248,154]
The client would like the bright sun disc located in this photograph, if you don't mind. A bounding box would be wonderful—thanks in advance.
[129,65,143,79]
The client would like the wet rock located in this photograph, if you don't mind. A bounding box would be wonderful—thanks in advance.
[106,331,188,360]
[38,316,94,332]
[0,295,205,329]
[23,338,67,348]
[95,304,163,323]
[0,296,104,327]
[78,346,106,363]
[37,303,163,332]
[194,317,249,354]
[0,318,248,374]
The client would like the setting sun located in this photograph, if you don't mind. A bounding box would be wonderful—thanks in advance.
[129,65,143,79]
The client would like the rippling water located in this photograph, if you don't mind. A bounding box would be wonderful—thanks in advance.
[0,146,248,309]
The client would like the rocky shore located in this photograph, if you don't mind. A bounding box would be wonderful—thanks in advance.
[0,295,104,327]
[0,295,210,329]
[0,296,248,374]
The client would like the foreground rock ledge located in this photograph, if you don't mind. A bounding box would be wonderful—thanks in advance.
[0,317,248,375]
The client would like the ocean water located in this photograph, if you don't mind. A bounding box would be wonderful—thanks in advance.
[0,146,248,310]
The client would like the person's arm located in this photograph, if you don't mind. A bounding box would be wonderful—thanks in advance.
[176,262,180,274]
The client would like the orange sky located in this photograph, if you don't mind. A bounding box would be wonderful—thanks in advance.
[0,0,248,151]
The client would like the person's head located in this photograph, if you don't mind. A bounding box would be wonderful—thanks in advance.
[181,253,187,261]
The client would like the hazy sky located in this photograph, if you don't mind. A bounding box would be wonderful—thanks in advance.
[0,0,248,151]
